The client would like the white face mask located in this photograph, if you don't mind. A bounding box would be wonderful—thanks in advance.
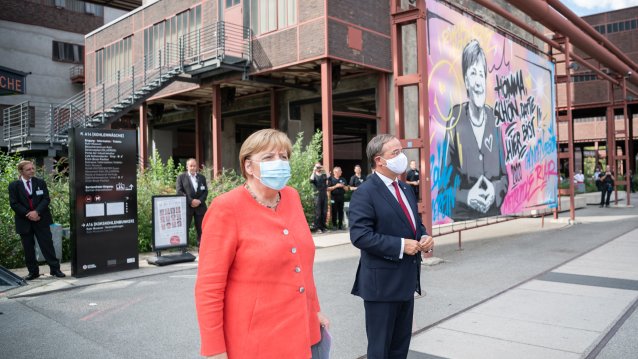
[382,152,408,175]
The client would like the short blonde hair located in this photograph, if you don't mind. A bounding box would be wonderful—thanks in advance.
[17,160,34,173]
[239,129,292,178]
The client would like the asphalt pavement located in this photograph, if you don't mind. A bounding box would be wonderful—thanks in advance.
[1,191,637,359]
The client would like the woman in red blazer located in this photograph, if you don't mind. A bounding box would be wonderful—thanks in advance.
[195,129,329,359]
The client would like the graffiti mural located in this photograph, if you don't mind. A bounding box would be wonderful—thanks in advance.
[427,0,558,224]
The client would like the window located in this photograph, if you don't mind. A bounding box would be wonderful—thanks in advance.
[226,0,240,7]
[632,19,637,29]
[607,24,613,33]
[619,21,624,31]
[55,0,65,8]
[253,0,296,35]
[95,36,132,85]
[52,41,84,64]
[85,3,100,15]
[612,22,619,32]
[143,5,202,69]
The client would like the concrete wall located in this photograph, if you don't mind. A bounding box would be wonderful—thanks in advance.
[0,20,86,146]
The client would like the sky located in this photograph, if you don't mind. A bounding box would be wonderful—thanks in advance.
[562,0,638,16]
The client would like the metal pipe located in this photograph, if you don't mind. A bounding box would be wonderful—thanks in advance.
[472,0,638,98]
[546,0,638,75]
[505,0,638,88]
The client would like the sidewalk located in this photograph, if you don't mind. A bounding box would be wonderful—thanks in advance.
[3,191,631,299]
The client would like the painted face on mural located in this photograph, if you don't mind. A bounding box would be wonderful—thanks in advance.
[465,59,486,109]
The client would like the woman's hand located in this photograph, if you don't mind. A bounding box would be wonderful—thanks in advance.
[317,311,330,330]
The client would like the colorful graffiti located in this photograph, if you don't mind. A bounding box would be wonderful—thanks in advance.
[427,0,558,224]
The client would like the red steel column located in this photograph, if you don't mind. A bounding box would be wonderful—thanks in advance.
[622,78,631,205]
[608,82,617,203]
[416,3,432,235]
[564,39,576,221]
[321,60,334,170]
[377,73,389,134]
[212,84,222,178]
[139,103,148,173]
[195,105,202,166]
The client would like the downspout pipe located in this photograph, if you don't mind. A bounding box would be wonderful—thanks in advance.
[546,0,638,75]
[505,0,638,88]
[471,0,638,98]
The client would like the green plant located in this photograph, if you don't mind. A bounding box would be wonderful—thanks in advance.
[0,152,24,269]
[136,149,184,252]
[288,130,322,224]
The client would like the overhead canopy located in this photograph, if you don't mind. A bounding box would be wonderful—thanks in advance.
[0,66,28,96]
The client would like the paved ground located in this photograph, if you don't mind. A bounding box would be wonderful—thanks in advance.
[0,192,636,359]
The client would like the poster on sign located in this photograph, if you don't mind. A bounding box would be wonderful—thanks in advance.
[426,0,559,224]
[152,195,188,250]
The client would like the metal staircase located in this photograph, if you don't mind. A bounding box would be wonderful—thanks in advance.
[3,21,251,153]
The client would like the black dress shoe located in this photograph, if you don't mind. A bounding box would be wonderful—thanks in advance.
[24,273,40,280]
[50,270,66,278]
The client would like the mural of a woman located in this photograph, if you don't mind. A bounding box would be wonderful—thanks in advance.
[446,39,508,221]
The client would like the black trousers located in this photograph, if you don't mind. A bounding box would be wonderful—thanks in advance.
[187,212,205,244]
[314,193,328,230]
[600,186,613,206]
[364,299,414,359]
[331,197,345,229]
[20,224,60,275]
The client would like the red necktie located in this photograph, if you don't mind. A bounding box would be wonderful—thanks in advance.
[392,181,416,235]
[26,180,34,210]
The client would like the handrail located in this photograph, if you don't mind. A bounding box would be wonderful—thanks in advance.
[18,20,252,149]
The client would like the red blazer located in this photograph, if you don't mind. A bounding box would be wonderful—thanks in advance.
[195,185,321,358]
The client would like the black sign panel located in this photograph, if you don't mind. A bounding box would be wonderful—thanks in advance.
[69,128,138,277]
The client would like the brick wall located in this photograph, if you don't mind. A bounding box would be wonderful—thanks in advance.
[0,0,103,34]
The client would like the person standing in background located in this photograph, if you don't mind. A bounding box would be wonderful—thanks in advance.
[599,165,615,208]
[328,166,348,230]
[406,160,420,198]
[310,162,329,233]
[8,160,65,280]
[349,164,366,191]
[176,158,208,245]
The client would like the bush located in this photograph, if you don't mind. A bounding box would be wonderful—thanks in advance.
[0,152,24,269]
[136,150,183,252]
[288,131,322,224]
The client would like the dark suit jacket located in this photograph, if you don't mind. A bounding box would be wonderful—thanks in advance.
[348,173,426,302]
[8,177,53,234]
[446,103,508,220]
[176,172,208,216]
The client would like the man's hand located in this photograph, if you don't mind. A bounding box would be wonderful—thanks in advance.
[403,239,421,255]
[26,211,40,222]
[419,235,434,253]
[191,199,201,208]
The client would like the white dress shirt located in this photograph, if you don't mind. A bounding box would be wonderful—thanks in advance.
[375,172,417,259]
[189,173,198,191]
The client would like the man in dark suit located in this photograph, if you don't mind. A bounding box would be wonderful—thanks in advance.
[349,134,434,359]
[176,158,208,245]
[8,160,65,280]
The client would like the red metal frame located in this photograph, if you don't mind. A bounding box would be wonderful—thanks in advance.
[195,105,202,166]
[622,78,631,206]
[377,73,389,134]
[321,60,334,170]
[390,0,432,235]
[139,103,148,172]
[212,84,222,178]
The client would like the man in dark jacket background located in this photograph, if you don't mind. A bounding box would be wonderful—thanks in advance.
[8,160,65,280]
[176,158,208,245]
